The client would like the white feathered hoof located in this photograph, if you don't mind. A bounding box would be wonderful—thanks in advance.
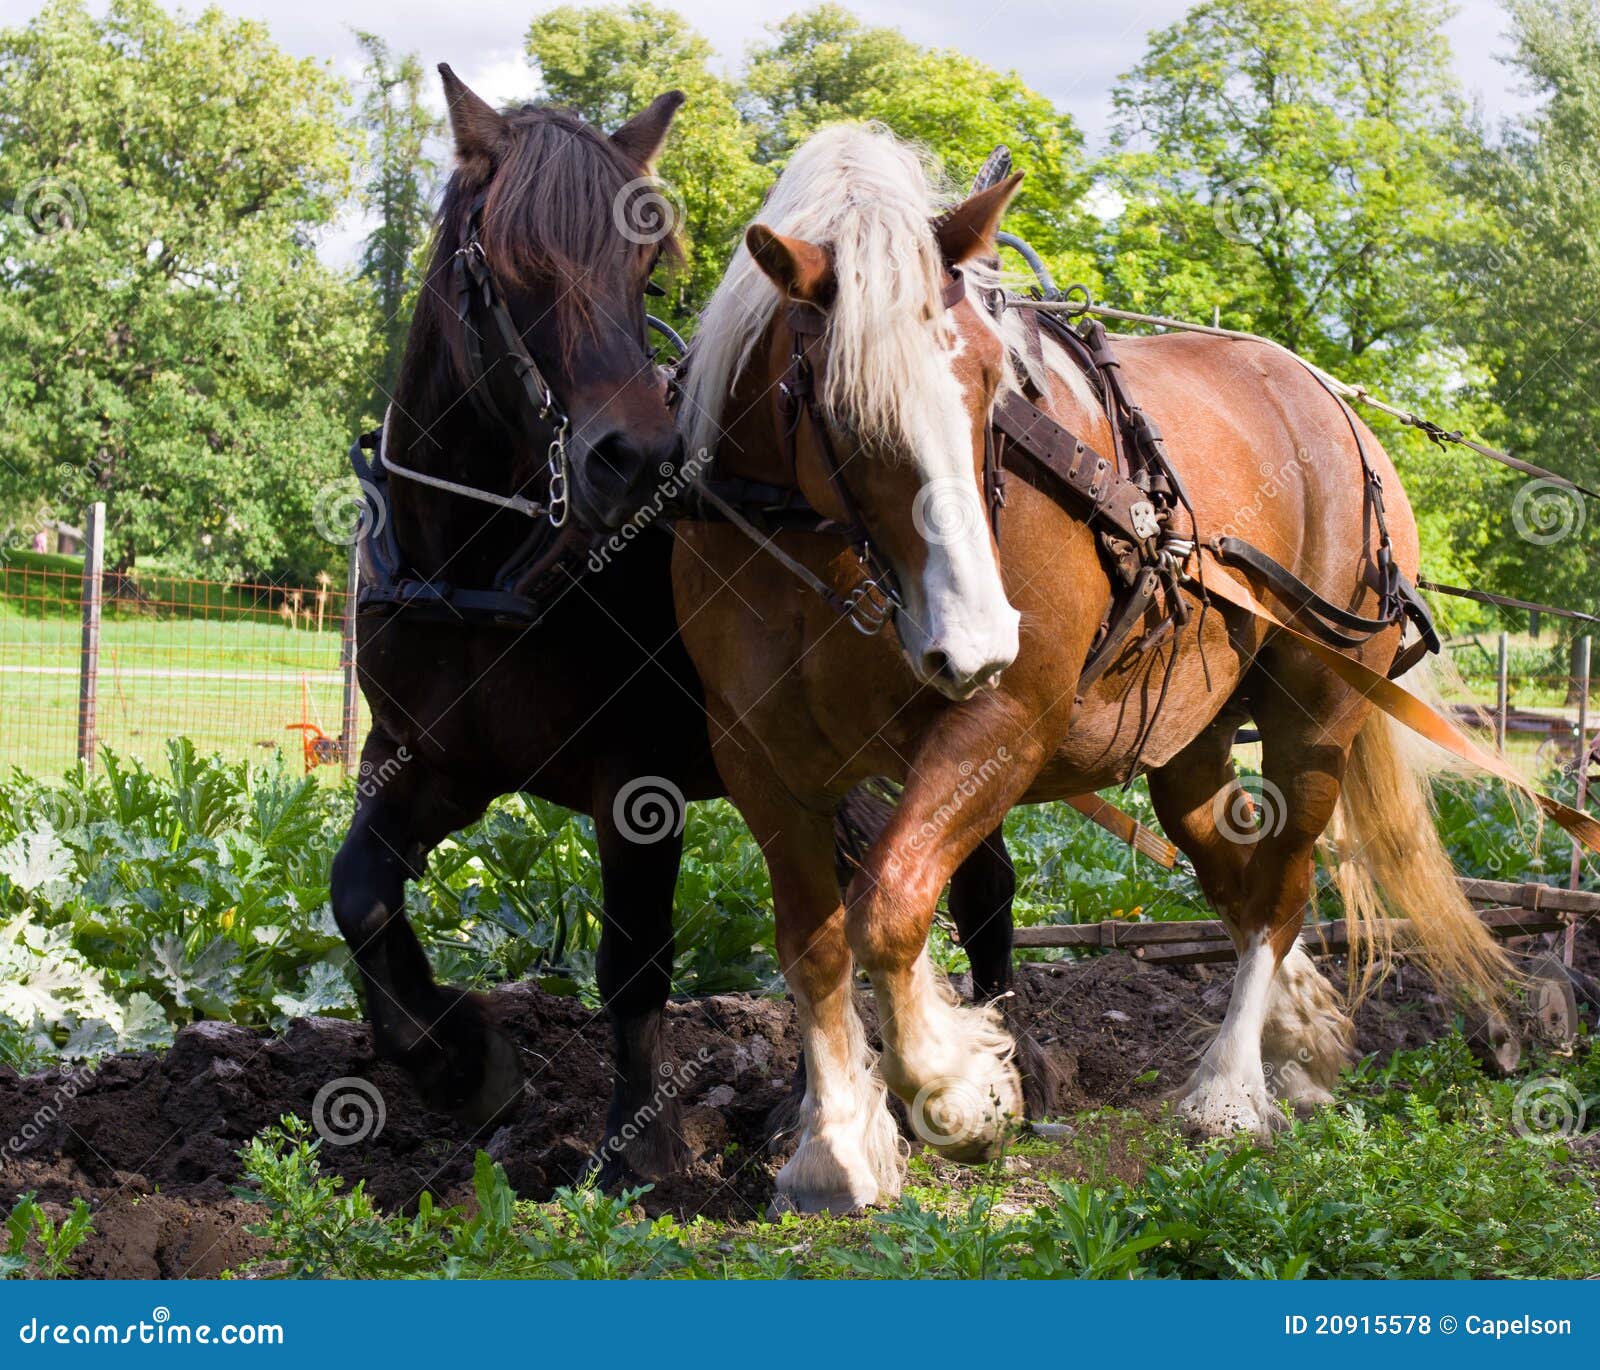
[1262,944,1354,1114]
[907,1064,1024,1162]
[773,1130,898,1215]
[1176,1071,1288,1143]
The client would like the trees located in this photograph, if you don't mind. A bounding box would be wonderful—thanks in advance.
[1099,0,1505,592]
[0,0,369,581]
[0,0,1584,608]
[521,3,1097,315]
[1451,0,1600,616]
[1104,0,1483,367]
[742,5,1097,288]
[354,32,439,409]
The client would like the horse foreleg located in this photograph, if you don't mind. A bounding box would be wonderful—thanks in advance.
[947,826,1015,1000]
[718,756,902,1213]
[847,730,1041,1162]
[329,732,520,1125]
[592,790,691,1186]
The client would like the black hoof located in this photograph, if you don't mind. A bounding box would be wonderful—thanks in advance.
[396,994,523,1127]
[996,998,1068,1120]
[456,1023,524,1127]
[593,1096,693,1189]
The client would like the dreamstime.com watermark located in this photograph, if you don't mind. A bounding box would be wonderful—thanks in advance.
[17,1309,283,1347]
[586,447,713,575]
[907,747,1012,853]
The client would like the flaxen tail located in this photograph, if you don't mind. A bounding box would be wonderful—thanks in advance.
[1330,705,1512,1004]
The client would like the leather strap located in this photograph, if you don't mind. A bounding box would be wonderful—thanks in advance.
[1195,555,1600,854]
[992,391,1158,552]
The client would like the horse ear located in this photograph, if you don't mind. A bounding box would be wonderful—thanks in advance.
[934,172,1024,265]
[611,90,686,171]
[438,63,508,175]
[745,225,834,303]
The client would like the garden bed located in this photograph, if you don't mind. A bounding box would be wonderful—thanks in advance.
[8,936,1578,1280]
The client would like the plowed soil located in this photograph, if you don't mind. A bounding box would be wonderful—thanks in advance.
[3,933,1593,1278]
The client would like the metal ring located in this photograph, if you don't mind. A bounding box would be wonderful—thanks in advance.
[1058,282,1094,318]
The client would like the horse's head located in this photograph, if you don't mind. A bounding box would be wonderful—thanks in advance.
[692,130,1021,700]
[436,66,685,531]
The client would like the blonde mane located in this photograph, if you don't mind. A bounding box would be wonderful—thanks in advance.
[681,124,964,462]
[681,123,1098,462]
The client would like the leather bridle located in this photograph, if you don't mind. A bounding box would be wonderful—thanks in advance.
[350,192,682,629]
[377,189,687,538]
[373,191,575,527]
[693,268,1005,636]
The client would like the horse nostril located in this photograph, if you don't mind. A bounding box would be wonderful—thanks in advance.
[920,649,952,682]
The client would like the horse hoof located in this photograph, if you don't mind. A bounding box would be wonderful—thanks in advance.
[593,1114,693,1188]
[1175,1079,1286,1143]
[1012,1027,1069,1120]
[457,1025,523,1128]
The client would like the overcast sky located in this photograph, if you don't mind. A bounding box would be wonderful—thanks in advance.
[19,0,1543,262]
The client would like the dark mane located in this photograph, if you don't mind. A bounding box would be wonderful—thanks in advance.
[408,103,679,406]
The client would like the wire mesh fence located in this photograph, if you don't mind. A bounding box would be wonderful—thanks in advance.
[3,506,1600,788]
[0,514,365,777]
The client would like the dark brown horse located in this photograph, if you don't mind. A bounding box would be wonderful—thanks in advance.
[330,70,727,1183]
[673,123,1511,1213]
[330,73,1034,1185]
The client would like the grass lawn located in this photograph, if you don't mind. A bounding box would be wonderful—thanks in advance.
[0,549,361,774]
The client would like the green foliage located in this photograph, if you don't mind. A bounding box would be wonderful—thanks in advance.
[0,745,777,1067]
[3,1194,93,1279]
[741,5,1097,288]
[238,1116,693,1279]
[354,32,440,407]
[1451,0,1600,612]
[999,784,1206,935]
[1098,0,1504,589]
[0,0,370,581]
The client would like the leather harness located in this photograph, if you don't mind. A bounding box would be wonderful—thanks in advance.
[683,272,1441,721]
[346,189,1440,706]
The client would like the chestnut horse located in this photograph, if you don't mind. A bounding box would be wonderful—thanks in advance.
[673,124,1508,1212]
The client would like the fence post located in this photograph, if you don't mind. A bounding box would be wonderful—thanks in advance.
[76,501,105,771]
[1494,631,1509,755]
[1567,635,1592,965]
[339,539,360,778]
